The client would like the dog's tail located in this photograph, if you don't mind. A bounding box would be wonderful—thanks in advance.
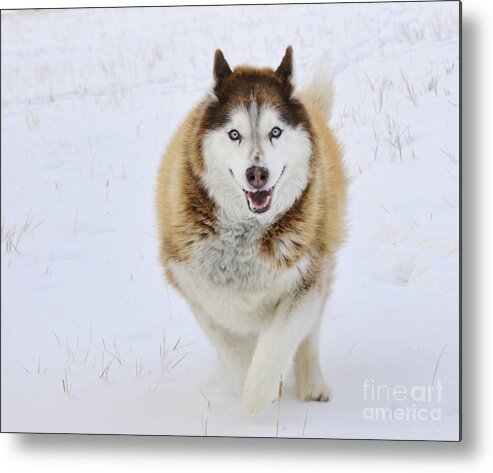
[303,66,335,121]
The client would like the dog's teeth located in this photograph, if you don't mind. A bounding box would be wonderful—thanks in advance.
[245,189,273,213]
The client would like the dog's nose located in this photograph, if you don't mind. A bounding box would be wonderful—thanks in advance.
[245,166,269,189]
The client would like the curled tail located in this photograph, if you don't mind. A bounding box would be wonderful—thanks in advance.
[303,67,334,121]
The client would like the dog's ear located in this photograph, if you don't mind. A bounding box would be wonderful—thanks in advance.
[275,46,294,86]
[213,49,233,85]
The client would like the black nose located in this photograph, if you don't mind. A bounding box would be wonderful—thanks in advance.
[245,166,269,189]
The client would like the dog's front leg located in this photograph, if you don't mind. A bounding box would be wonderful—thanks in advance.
[243,287,323,416]
[190,302,255,383]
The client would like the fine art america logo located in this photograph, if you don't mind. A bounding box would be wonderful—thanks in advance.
[362,379,443,422]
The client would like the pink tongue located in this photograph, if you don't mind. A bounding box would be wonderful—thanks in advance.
[246,189,272,212]
[249,190,270,205]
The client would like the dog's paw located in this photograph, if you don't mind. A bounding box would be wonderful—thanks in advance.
[297,381,331,403]
[243,376,278,416]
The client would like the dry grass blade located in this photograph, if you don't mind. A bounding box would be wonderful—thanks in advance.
[440,148,457,163]
[99,353,114,380]
[431,344,448,387]
[159,331,169,368]
[2,210,43,254]
[406,211,419,227]
[400,70,418,106]
[373,137,380,161]
[276,375,283,438]
[101,337,122,364]
[52,330,62,347]
[364,73,376,92]
[197,387,211,412]
[170,352,188,369]
[135,359,146,377]
[302,408,309,437]
[62,369,72,397]
[384,116,410,163]
[346,342,357,356]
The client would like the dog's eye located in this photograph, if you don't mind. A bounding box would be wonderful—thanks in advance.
[228,129,241,141]
[270,127,282,139]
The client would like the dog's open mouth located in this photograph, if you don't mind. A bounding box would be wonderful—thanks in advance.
[244,188,273,214]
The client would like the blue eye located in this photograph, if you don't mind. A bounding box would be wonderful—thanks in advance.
[228,129,241,141]
[270,127,282,138]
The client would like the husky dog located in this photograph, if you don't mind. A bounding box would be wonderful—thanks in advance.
[156,47,346,415]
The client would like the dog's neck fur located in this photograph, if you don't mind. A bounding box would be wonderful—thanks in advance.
[192,215,269,288]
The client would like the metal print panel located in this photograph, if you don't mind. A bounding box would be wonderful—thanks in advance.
[0,1,460,440]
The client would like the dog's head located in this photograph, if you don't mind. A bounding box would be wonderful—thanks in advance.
[199,47,313,222]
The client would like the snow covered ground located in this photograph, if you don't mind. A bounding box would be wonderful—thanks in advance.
[1,2,459,440]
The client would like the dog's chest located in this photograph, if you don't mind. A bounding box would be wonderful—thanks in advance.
[193,219,270,288]
[170,219,310,334]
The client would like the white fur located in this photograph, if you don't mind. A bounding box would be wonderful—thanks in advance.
[169,212,334,415]
[201,103,312,223]
[169,100,333,415]
[303,66,334,121]
[170,250,333,414]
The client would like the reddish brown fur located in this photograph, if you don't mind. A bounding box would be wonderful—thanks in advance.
[156,54,346,292]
